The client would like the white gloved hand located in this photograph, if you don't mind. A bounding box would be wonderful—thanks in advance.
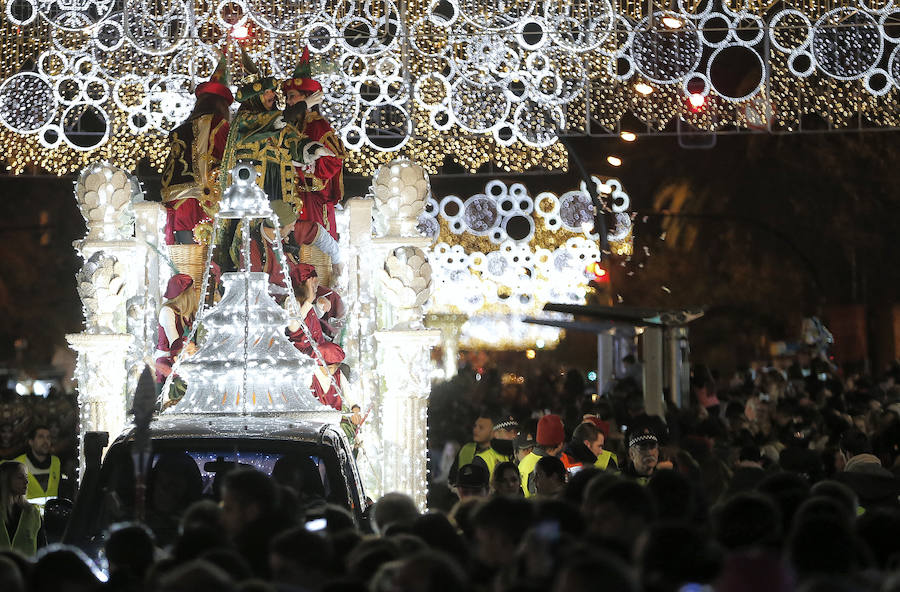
[304,90,325,110]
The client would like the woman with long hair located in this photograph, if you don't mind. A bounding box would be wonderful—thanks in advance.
[0,461,45,555]
[155,274,199,400]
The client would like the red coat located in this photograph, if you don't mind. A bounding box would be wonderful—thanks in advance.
[312,369,343,411]
[295,114,345,240]
[286,307,345,365]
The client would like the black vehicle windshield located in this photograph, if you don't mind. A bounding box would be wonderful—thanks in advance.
[69,437,349,551]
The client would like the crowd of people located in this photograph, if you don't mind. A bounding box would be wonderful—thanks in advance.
[0,352,898,591]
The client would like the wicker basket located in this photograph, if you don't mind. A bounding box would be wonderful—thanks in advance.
[167,244,209,298]
[300,243,333,288]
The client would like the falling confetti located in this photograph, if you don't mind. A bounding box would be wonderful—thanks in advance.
[642,216,649,223]
[627,271,634,276]
[617,294,624,303]
[662,286,671,293]
[660,231,667,241]
[643,246,651,256]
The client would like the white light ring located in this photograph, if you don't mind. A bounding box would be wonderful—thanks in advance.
[607,53,636,82]
[39,3,106,31]
[429,108,455,131]
[112,74,149,112]
[534,191,560,217]
[488,227,508,245]
[124,0,194,57]
[811,8,883,81]
[61,103,110,151]
[484,179,508,200]
[503,70,533,103]
[530,71,565,104]
[450,79,511,134]
[0,72,57,133]
[448,218,466,234]
[863,0,895,15]
[880,9,900,42]
[610,189,630,213]
[489,46,524,78]
[542,214,562,231]
[376,55,403,78]
[788,49,816,77]
[304,20,337,53]
[630,15,704,85]
[125,108,152,134]
[731,13,765,47]
[597,14,634,58]
[492,123,518,147]
[37,50,69,78]
[462,195,502,236]
[468,251,488,271]
[682,71,711,97]
[93,18,125,52]
[381,75,409,104]
[82,76,110,105]
[545,3,615,53]
[512,102,563,148]
[427,0,459,26]
[768,9,812,53]
[459,0,534,31]
[72,55,98,76]
[6,0,37,26]
[516,16,548,50]
[676,0,714,18]
[337,17,400,58]
[355,79,388,106]
[498,195,519,217]
[55,76,86,105]
[864,67,893,96]
[37,123,62,148]
[424,197,440,216]
[363,104,412,152]
[509,182,527,198]
[698,12,734,48]
[891,45,900,89]
[718,0,743,18]
[525,51,552,75]
[214,0,249,33]
[341,124,365,150]
[707,46,766,102]
[440,195,465,222]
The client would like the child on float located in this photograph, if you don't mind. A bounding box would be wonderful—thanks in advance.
[155,274,199,399]
[286,263,349,410]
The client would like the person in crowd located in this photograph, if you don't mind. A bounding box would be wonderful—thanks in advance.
[448,413,493,488]
[514,432,535,463]
[622,425,661,483]
[269,527,335,591]
[560,421,608,476]
[490,461,523,497]
[103,522,156,592]
[519,414,565,497]
[0,461,44,555]
[372,492,419,535]
[456,463,489,500]
[472,496,533,572]
[533,456,567,498]
[582,476,656,557]
[833,427,900,510]
[472,418,517,479]
[13,425,61,501]
[220,467,291,578]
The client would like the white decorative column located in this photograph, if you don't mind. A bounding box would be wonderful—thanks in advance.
[367,159,441,509]
[374,330,439,510]
[66,333,133,472]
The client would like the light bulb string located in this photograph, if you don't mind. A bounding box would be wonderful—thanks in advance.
[241,216,251,416]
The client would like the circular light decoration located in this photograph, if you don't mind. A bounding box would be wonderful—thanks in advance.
[6,0,37,26]
[123,0,192,57]
[62,102,109,150]
[545,0,615,52]
[458,0,536,30]
[769,9,813,53]
[0,73,58,133]
[708,45,766,102]
[37,0,114,31]
[812,8,883,80]
[631,13,703,84]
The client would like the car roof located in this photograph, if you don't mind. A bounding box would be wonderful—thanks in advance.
[116,413,343,443]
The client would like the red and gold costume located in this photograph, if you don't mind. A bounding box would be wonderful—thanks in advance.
[282,47,346,240]
[161,54,233,244]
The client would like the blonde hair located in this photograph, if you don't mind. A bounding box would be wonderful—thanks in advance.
[0,461,26,518]
[164,285,199,325]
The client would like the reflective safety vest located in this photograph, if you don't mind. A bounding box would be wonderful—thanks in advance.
[456,442,478,469]
[0,503,41,556]
[594,450,619,471]
[475,447,512,479]
[518,451,541,498]
[14,454,61,500]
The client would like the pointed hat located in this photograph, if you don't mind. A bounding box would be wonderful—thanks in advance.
[195,51,234,104]
[282,46,323,94]
[235,46,276,103]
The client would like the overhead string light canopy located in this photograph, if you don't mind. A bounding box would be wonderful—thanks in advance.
[162,161,341,418]
[0,0,898,174]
